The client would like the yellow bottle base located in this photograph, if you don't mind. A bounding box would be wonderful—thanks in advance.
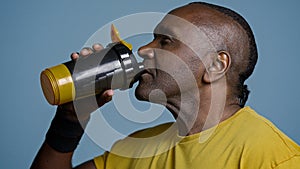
[40,64,75,105]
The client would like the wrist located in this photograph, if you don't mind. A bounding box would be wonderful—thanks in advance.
[45,106,89,153]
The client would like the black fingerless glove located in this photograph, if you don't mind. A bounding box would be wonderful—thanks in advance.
[45,106,89,153]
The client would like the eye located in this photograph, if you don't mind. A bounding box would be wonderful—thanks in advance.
[159,36,172,46]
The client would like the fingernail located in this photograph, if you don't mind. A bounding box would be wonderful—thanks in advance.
[81,48,89,55]
[70,52,79,59]
[106,90,114,96]
[93,43,103,50]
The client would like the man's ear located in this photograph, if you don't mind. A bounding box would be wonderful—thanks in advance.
[203,51,231,83]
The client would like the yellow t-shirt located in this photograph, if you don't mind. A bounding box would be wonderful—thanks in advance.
[94,107,300,168]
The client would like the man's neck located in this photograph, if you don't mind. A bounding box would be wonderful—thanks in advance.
[165,89,241,136]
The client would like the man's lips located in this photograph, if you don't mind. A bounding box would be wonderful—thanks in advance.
[138,69,155,81]
[130,69,154,86]
[142,69,153,76]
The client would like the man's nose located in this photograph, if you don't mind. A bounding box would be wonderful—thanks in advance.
[138,44,154,59]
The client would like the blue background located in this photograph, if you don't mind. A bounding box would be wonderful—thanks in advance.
[0,0,299,168]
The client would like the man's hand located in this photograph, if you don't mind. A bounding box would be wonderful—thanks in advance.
[59,43,114,123]
[31,43,113,169]
[31,25,123,169]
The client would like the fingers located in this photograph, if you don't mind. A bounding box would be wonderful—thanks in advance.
[92,43,104,52]
[103,89,114,101]
[60,89,114,119]
[70,52,80,60]
[64,43,113,119]
[80,47,93,56]
[96,89,114,107]
[70,43,104,60]
[81,43,104,55]
[70,48,92,60]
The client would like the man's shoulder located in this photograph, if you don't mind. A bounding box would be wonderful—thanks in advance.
[234,107,298,147]
[236,107,297,145]
[232,107,300,166]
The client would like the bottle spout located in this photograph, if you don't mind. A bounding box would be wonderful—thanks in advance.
[111,24,133,50]
[129,62,145,88]
[138,62,145,71]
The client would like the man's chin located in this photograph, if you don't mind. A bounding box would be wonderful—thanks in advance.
[134,85,150,102]
[135,85,168,106]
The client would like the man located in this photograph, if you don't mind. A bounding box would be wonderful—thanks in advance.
[31,2,300,169]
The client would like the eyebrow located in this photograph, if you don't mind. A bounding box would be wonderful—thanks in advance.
[153,24,178,38]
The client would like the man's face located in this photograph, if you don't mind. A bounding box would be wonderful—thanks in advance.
[135,13,212,103]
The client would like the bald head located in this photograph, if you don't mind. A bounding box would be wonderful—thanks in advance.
[169,2,258,107]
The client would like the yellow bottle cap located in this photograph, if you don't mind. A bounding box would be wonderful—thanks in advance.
[40,64,75,105]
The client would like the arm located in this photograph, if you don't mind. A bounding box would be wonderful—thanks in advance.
[31,142,97,169]
[30,142,75,169]
[31,45,113,169]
